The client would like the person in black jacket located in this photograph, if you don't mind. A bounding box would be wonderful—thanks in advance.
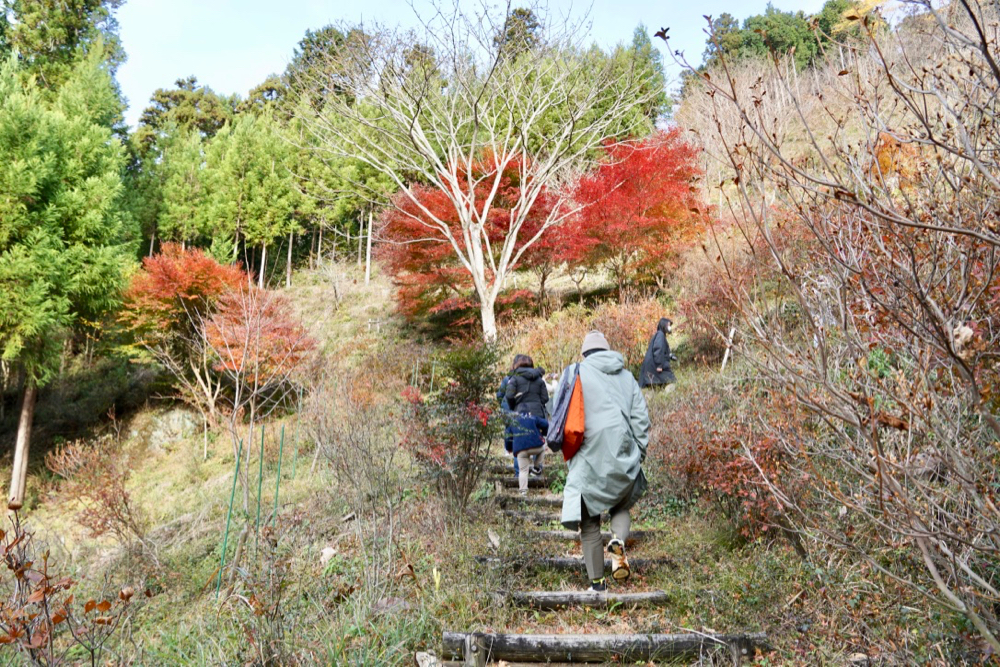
[639,318,677,388]
[505,355,549,417]
[504,354,549,475]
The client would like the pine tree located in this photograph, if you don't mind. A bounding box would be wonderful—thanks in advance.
[0,53,133,507]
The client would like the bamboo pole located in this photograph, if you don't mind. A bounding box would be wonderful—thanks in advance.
[216,437,244,597]
[273,425,285,526]
[254,425,265,556]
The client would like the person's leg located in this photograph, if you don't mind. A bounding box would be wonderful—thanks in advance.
[533,446,546,474]
[517,451,532,493]
[580,500,605,583]
[607,503,632,581]
[609,504,631,543]
[513,452,519,476]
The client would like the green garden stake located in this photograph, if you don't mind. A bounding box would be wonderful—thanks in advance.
[273,424,285,526]
[216,437,244,598]
[254,424,265,556]
[291,386,302,479]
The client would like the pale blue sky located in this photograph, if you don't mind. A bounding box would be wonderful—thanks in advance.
[116,0,827,127]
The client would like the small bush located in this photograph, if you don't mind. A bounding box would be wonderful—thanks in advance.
[505,297,667,374]
[399,343,505,514]
[45,435,150,551]
[650,376,810,545]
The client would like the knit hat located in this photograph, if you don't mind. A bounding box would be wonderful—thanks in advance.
[581,330,610,355]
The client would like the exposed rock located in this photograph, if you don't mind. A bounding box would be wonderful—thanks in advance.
[133,407,199,453]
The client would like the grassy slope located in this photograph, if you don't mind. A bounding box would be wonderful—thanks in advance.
[10,263,954,665]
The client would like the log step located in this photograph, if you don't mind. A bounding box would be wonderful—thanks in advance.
[491,477,549,489]
[501,509,563,524]
[498,494,561,508]
[474,556,675,571]
[505,590,670,609]
[443,631,771,663]
[531,529,656,544]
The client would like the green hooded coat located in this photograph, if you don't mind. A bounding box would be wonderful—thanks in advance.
[554,350,650,530]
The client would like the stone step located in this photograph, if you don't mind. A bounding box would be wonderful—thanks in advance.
[503,589,671,610]
[490,477,550,489]
[497,494,562,508]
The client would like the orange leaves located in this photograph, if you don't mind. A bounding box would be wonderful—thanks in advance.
[204,285,316,386]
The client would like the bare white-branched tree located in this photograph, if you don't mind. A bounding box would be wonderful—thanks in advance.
[665,0,1000,651]
[294,2,656,337]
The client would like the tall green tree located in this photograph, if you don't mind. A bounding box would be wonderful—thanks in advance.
[203,112,300,286]
[128,77,235,254]
[629,24,670,121]
[133,76,235,156]
[494,7,541,57]
[157,127,209,248]
[0,53,133,507]
[2,0,125,87]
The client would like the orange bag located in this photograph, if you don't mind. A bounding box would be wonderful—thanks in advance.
[562,374,585,461]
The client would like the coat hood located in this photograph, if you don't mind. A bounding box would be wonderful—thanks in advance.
[513,367,545,381]
[581,350,625,374]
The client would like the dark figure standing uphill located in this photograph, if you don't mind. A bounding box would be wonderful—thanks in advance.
[639,318,677,388]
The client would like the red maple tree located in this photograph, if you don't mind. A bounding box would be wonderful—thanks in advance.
[121,244,248,421]
[572,129,708,297]
[121,243,247,342]
[205,286,316,387]
[380,154,556,332]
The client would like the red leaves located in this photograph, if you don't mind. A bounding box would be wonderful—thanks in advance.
[122,243,246,342]
[380,153,555,329]
[572,129,709,292]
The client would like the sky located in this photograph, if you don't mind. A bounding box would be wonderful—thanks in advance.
[116,0,828,128]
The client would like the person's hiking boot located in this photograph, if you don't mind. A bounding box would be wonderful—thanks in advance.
[607,537,631,582]
[589,578,607,592]
[529,465,543,476]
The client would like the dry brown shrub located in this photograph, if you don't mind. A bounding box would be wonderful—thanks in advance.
[504,297,668,374]
[45,435,150,553]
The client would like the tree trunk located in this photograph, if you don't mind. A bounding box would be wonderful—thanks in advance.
[480,298,498,341]
[148,231,156,257]
[8,380,37,510]
[365,210,373,285]
[286,231,294,288]
[531,529,656,543]
[318,226,324,266]
[259,244,266,289]
[474,555,674,571]
[357,218,364,267]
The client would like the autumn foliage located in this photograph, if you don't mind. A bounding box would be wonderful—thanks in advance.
[572,129,708,295]
[205,286,316,387]
[380,154,552,331]
[121,243,246,342]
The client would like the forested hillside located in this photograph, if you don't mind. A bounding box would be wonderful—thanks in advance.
[0,0,998,664]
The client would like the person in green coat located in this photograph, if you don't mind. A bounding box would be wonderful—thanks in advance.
[552,331,650,591]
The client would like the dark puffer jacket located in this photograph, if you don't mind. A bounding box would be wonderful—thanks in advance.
[638,330,677,387]
[504,413,549,455]
[504,367,549,417]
